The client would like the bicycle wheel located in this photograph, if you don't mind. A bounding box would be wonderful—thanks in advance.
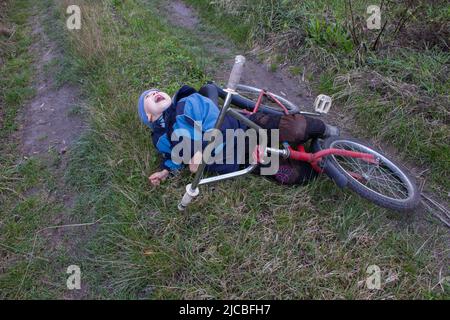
[319,137,420,211]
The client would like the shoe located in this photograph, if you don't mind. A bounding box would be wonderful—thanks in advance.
[323,124,340,138]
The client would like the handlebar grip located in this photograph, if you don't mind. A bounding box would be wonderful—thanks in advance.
[227,55,246,91]
[177,184,199,211]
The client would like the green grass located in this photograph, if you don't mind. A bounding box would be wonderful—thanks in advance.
[0,158,64,299]
[0,0,35,139]
[183,0,251,45]
[1,0,448,299]
[332,48,449,189]
[0,2,38,298]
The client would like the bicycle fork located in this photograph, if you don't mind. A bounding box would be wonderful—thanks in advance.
[178,56,248,211]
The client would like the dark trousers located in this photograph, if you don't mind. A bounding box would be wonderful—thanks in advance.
[198,84,324,185]
[198,84,219,107]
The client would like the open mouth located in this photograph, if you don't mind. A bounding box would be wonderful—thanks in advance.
[155,94,165,103]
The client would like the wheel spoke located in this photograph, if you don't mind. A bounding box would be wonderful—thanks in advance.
[331,141,411,201]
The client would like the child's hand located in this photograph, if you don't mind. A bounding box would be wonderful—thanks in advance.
[149,169,169,186]
[252,145,267,164]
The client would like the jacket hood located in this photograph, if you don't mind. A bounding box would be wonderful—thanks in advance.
[137,88,158,129]
[138,85,197,129]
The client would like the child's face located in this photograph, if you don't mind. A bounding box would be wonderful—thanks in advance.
[144,90,172,122]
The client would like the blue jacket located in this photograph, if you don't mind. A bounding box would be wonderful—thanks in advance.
[138,85,246,174]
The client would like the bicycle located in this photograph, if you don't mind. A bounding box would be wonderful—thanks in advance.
[178,56,421,212]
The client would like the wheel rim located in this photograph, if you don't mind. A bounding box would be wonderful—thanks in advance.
[329,140,415,202]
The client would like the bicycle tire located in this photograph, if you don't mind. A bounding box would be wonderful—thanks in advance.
[315,137,420,211]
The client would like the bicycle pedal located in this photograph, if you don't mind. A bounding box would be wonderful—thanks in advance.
[314,94,332,114]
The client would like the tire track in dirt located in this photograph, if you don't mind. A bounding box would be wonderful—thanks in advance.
[159,0,317,114]
[20,16,85,158]
[16,9,91,299]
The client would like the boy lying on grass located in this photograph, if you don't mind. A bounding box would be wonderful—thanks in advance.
[138,84,339,186]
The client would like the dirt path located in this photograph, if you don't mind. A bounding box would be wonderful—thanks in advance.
[17,9,90,299]
[20,14,85,158]
[163,0,316,111]
[160,0,450,228]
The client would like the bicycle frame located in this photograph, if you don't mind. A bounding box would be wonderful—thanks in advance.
[177,84,376,210]
[287,145,377,173]
[214,83,322,117]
